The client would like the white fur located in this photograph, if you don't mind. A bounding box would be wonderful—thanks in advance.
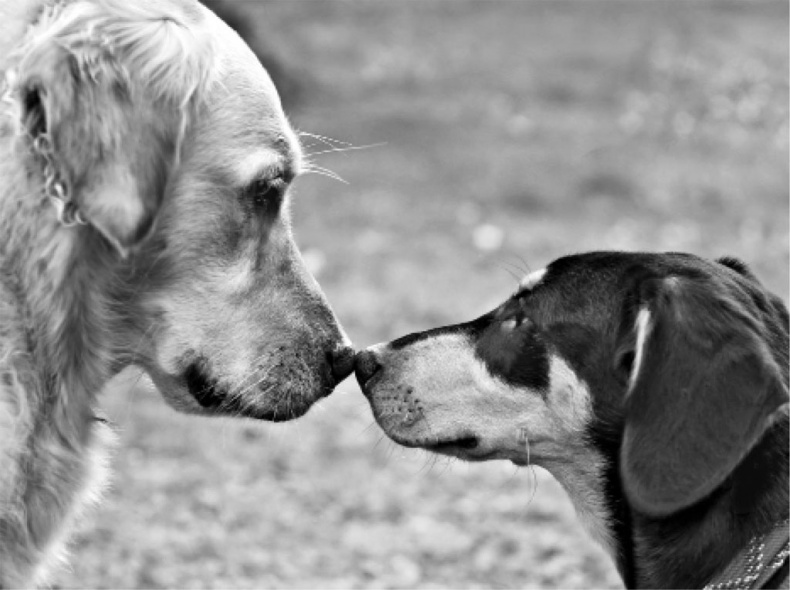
[235,149,286,185]
[0,0,346,584]
[8,0,219,167]
[0,0,274,584]
[19,0,219,108]
[234,136,303,185]
[546,357,615,557]
[518,268,546,292]
[366,337,616,560]
[628,307,652,394]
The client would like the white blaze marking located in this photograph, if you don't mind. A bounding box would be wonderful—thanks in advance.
[518,268,546,292]
[628,307,652,393]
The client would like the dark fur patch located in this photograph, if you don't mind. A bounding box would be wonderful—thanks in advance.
[716,256,759,281]
[388,323,470,350]
[474,313,550,392]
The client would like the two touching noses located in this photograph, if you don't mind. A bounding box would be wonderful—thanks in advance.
[327,344,381,391]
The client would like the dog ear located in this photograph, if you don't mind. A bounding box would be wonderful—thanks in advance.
[716,256,762,284]
[14,34,178,257]
[10,2,214,257]
[618,273,788,517]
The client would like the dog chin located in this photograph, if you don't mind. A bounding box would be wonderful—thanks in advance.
[148,364,332,422]
[379,426,495,461]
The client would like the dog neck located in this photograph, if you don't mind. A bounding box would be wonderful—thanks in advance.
[0,141,113,459]
[0,132,116,586]
[600,415,790,589]
[0,149,115,402]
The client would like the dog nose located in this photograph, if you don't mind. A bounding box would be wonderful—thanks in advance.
[355,349,382,389]
[329,344,356,383]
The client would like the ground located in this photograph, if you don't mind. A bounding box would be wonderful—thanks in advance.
[60,1,788,588]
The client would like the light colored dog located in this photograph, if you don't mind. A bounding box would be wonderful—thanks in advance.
[0,0,354,585]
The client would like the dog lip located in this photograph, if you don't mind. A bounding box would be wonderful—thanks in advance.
[181,362,299,419]
[386,433,481,452]
[182,357,335,420]
[184,362,227,409]
[420,436,503,461]
[355,372,382,396]
[425,436,480,451]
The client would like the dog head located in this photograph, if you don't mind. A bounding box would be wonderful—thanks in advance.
[356,252,788,533]
[3,0,353,420]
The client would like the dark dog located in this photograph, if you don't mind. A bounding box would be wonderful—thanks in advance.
[356,252,789,589]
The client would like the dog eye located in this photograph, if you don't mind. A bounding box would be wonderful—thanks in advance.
[247,176,286,211]
[501,317,522,332]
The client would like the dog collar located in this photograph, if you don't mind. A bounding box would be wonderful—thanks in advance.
[32,133,88,228]
[704,519,790,589]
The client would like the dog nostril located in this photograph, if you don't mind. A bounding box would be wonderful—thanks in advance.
[354,350,382,389]
[329,344,356,383]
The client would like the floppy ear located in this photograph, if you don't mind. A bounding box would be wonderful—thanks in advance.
[12,5,188,257]
[618,274,789,517]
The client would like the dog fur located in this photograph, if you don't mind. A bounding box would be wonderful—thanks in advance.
[0,0,351,584]
[356,252,789,588]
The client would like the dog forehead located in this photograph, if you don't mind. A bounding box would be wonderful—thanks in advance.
[193,2,284,123]
[190,15,299,182]
[516,252,656,320]
[149,0,205,20]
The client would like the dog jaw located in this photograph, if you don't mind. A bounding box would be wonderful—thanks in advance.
[360,335,595,463]
[357,327,616,558]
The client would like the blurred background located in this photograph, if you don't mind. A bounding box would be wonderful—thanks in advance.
[62,1,788,588]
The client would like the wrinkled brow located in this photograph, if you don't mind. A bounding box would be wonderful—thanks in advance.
[233,147,300,187]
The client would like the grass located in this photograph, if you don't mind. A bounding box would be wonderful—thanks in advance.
[60,1,788,588]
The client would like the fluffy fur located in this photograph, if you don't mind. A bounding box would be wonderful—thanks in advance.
[0,0,351,585]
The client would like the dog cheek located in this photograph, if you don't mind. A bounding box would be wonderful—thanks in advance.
[546,357,594,435]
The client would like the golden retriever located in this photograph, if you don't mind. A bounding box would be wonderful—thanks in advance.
[0,0,354,584]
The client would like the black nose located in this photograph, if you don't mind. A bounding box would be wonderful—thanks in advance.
[354,349,382,389]
[329,344,356,384]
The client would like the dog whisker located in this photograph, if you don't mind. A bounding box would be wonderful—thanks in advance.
[297,130,354,149]
[493,261,523,285]
[526,464,539,509]
[373,433,388,452]
[437,455,456,477]
[514,254,533,276]
[300,164,349,185]
[304,142,386,158]
[231,362,275,395]
[359,421,379,436]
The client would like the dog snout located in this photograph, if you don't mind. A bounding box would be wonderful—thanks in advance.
[355,349,382,391]
[329,344,356,384]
